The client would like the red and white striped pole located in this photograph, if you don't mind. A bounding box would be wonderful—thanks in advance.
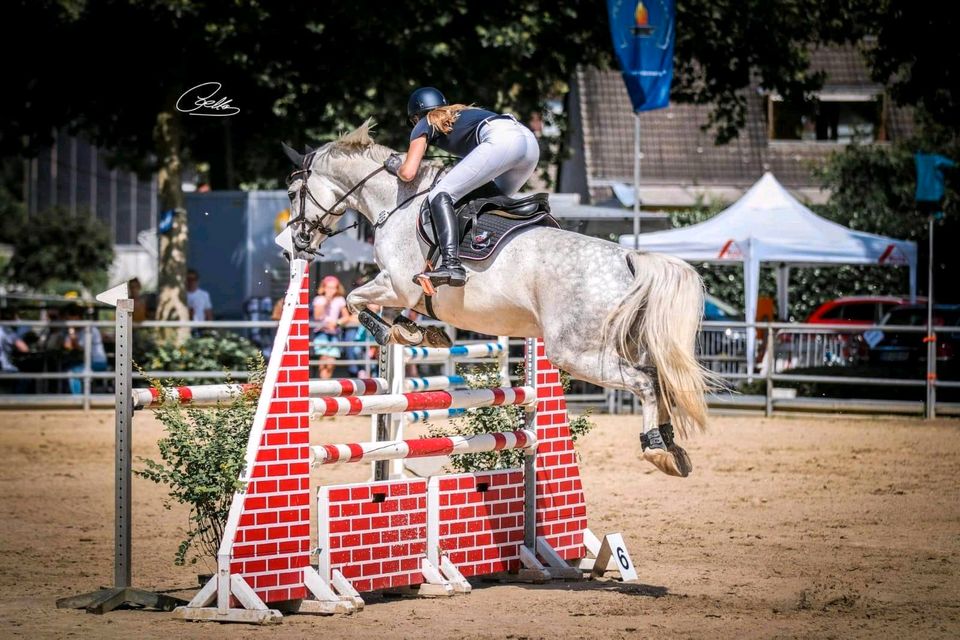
[132,377,389,409]
[310,386,535,418]
[310,428,537,466]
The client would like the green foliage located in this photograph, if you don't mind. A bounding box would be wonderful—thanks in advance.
[428,362,595,473]
[141,331,262,383]
[135,355,264,566]
[3,207,113,292]
[865,0,960,133]
[672,0,878,143]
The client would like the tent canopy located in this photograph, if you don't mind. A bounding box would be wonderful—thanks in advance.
[619,172,918,372]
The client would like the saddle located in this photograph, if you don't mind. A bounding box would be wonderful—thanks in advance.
[416,183,558,263]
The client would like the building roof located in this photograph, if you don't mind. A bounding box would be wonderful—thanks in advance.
[561,45,915,207]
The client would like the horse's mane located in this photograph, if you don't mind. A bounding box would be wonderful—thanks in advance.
[315,118,442,182]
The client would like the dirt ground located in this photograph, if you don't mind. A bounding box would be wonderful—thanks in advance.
[0,409,958,640]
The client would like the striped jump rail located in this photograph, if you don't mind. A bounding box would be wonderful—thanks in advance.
[310,386,535,418]
[132,376,479,409]
[403,342,504,364]
[404,407,470,423]
[310,428,537,466]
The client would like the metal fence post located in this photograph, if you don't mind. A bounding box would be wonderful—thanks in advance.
[82,319,93,411]
[764,324,775,417]
[926,329,937,419]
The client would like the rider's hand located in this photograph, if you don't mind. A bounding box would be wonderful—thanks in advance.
[384,153,403,177]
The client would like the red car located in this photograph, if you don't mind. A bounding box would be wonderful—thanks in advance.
[806,296,923,326]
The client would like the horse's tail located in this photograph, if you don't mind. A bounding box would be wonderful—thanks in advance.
[602,251,716,438]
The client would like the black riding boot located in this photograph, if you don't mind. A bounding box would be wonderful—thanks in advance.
[424,193,467,287]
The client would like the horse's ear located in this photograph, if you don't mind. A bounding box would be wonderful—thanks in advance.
[305,144,316,155]
[281,141,304,167]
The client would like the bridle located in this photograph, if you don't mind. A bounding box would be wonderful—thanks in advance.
[285,152,386,255]
[284,150,447,256]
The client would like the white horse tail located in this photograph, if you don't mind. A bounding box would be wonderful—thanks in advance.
[604,251,714,438]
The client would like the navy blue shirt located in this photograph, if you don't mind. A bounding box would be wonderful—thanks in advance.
[410,108,500,158]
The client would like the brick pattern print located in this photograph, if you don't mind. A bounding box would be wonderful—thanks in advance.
[227,264,312,605]
[435,470,526,576]
[533,340,588,560]
[322,480,429,592]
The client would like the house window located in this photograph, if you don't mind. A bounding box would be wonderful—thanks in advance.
[768,94,885,143]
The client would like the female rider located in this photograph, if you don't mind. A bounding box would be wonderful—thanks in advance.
[383,87,540,288]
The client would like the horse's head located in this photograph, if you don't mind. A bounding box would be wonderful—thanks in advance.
[280,119,389,257]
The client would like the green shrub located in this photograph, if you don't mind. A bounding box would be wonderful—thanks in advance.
[428,362,596,473]
[3,206,113,292]
[135,355,264,567]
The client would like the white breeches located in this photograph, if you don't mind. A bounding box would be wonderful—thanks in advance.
[428,119,540,203]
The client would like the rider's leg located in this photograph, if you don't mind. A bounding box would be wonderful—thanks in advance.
[424,192,466,287]
[424,128,533,288]
[492,126,540,195]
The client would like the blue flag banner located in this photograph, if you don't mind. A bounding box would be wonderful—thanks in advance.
[914,153,955,203]
[606,0,675,112]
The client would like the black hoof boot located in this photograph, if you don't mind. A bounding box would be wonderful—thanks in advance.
[358,309,393,346]
[640,422,693,477]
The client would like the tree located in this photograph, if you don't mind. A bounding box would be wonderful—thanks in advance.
[866,0,960,136]
[4,207,114,293]
[671,0,879,143]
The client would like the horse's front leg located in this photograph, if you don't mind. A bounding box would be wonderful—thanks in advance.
[347,272,424,345]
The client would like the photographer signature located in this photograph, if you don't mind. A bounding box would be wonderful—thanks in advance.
[176,82,240,117]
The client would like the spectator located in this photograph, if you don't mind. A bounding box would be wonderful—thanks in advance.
[62,304,108,396]
[128,277,148,323]
[0,307,30,393]
[186,268,214,322]
[312,275,349,379]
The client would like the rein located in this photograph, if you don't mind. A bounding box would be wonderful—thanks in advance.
[285,153,449,256]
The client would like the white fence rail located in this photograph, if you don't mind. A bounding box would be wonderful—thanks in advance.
[1,318,956,416]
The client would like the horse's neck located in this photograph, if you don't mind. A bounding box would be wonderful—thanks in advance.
[344,165,429,265]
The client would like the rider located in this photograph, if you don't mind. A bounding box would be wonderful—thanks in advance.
[383,87,540,288]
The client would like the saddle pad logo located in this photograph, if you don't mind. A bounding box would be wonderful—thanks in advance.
[471,231,492,250]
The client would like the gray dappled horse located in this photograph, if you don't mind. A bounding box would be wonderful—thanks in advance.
[282,121,713,477]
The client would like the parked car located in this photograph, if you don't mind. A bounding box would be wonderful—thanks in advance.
[806,296,923,326]
[867,304,960,368]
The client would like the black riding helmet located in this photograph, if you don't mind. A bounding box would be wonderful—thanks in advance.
[407,87,447,124]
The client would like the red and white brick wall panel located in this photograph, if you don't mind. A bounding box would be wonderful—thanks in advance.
[434,470,525,577]
[226,266,313,606]
[318,479,429,593]
[533,340,588,560]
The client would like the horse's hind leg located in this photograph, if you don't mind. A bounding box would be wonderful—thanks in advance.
[543,341,692,477]
[624,365,693,478]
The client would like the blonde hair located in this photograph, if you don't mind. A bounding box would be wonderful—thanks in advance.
[426,104,474,135]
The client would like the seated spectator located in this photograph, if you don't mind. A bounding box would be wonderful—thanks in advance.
[62,304,108,395]
[0,308,30,393]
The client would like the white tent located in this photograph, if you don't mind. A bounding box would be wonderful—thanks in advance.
[619,172,918,372]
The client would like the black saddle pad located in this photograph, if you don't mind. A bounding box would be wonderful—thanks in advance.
[416,194,558,262]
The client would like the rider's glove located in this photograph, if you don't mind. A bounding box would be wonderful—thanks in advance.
[384,153,403,177]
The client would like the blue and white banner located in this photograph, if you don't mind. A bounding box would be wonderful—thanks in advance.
[606,0,675,112]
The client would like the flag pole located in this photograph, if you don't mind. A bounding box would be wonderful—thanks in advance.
[925,213,936,419]
[633,112,641,248]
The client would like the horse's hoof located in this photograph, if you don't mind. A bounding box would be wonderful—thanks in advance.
[388,323,423,346]
[421,326,453,348]
[642,445,693,477]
